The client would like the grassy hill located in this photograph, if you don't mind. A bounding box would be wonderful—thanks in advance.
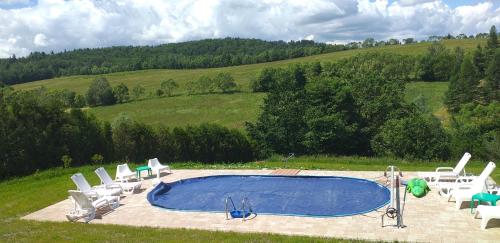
[13,39,483,94]
[90,92,264,129]
[90,81,450,129]
[12,39,483,128]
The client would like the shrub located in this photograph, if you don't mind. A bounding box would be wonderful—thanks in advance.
[160,79,178,96]
[86,77,116,106]
[113,83,130,103]
[214,72,237,93]
[131,84,145,100]
[61,155,72,168]
[91,154,104,165]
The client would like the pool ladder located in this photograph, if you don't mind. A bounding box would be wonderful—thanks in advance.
[225,196,252,221]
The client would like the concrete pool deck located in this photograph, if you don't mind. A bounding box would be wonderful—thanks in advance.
[23,169,500,242]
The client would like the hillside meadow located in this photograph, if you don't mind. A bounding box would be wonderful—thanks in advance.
[13,39,483,94]
[11,39,483,129]
[88,81,448,129]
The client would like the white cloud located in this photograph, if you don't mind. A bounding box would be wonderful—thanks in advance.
[0,0,499,58]
[33,33,48,46]
[397,0,436,7]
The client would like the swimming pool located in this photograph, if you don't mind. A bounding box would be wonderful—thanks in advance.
[147,175,390,217]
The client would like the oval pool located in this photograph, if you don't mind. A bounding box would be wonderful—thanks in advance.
[147,175,390,217]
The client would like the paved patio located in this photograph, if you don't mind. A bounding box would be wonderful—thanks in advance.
[23,169,500,242]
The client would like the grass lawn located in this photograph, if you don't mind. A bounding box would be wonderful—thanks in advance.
[12,39,483,95]
[1,155,497,242]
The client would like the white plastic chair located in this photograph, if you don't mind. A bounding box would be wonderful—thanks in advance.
[148,158,171,176]
[115,164,137,182]
[418,152,471,185]
[95,167,141,194]
[70,173,121,198]
[66,190,120,223]
[447,162,496,210]
[475,205,500,229]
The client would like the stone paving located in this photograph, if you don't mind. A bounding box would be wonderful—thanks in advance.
[23,169,500,242]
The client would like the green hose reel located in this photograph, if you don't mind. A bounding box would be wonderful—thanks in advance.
[406,178,430,198]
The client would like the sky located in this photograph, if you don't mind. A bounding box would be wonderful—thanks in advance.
[0,0,499,58]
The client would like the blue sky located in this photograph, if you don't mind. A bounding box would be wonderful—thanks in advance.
[0,0,499,57]
[0,0,37,9]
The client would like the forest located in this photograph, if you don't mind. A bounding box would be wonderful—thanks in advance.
[0,38,351,85]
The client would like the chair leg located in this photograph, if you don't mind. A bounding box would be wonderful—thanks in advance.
[481,217,490,230]
[84,210,96,223]
[455,199,463,210]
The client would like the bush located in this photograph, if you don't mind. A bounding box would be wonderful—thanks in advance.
[113,83,130,103]
[160,79,178,97]
[61,155,72,168]
[86,77,116,106]
[91,154,104,165]
[371,114,450,160]
[214,72,237,93]
[131,84,145,100]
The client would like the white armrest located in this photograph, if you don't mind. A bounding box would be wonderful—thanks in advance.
[435,167,454,172]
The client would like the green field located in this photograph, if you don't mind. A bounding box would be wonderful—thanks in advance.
[13,39,484,94]
[1,156,497,242]
[90,92,265,129]
[405,81,450,121]
[90,81,450,129]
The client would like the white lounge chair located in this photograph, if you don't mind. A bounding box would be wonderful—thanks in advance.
[71,173,122,198]
[66,190,119,223]
[418,152,471,185]
[447,162,496,210]
[115,164,137,182]
[95,167,141,194]
[475,205,500,229]
[148,158,171,176]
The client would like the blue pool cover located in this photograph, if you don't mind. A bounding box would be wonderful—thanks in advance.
[147,175,390,217]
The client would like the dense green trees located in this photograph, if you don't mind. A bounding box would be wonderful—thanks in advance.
[247,58,441,159]
[445,25,499,112]
[246,66,308,156]
[449,103,500,161]
[247,38,499,161]
[0,38,351,85]
[417,43,454,81]
[445,55,479,112]
[0,88,255,179]
[303,77,362,154]
[0,90,113,178]
[372,113,450,160]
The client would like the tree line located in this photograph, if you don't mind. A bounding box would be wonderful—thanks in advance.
[0,38,352,85]
[248,26,499,162]
[0,87,253,179]
[42,71,238,108]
